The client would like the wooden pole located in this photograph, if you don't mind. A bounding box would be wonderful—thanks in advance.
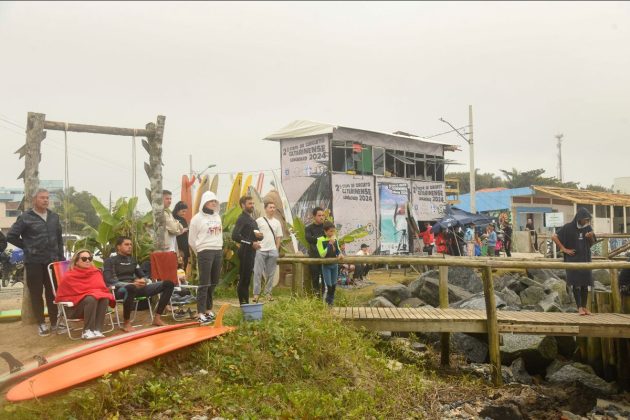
[482,266,502,386]
[43,120,152,137]
[19,112,47,325]
[439,266,450,366]
[611,269,621,313]
[144,116,167,251]
[292,262,304,297]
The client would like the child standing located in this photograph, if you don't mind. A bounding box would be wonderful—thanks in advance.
[316,221,344,306]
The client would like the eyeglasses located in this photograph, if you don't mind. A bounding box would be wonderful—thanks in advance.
[79,256,93,262]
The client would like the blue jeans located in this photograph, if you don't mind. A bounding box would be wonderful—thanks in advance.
[321,264,338,306]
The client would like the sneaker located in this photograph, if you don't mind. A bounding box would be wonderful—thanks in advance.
[38,323,50,337]
[205,311,216,320]
[197,314,212,325]
[93,330,105,338]
[81,330,97,340]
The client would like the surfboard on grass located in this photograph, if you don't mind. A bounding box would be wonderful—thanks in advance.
[0,322,199,389]
[6,306,234,402]
[0,309,48,323]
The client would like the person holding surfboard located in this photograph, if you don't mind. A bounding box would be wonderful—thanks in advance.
[55,250,115,340]
[7,188,64,337]
[252,201,283,303]
[188,191,223,323]
[232,196,263,305]
[104,237,175,332]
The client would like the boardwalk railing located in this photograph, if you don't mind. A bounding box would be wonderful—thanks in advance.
[277,254,630,386]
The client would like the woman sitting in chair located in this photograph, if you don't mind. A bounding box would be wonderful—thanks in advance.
[55,249,115,340]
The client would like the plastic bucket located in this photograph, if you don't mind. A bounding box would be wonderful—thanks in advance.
[240,303,263,321]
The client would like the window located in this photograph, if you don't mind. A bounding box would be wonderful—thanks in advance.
[414,153,425,179]
[331,141,348,172]
[385,149,396,177]
[332,141,373,174]
[373,147,385,176]
[405,152,415,179]
[435,156,445,181]
[426,155,436,181]
[595,205,610,218]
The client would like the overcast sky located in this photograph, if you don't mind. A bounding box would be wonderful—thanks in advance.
[1,1,628,210]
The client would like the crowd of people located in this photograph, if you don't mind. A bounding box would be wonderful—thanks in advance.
[2,187,629,338]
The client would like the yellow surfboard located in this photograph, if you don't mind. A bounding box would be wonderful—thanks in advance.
[248,185,265,219]
[241,174,253,197]
[226,172,243,210]
[192,175,209,216]
[209,174,219,194]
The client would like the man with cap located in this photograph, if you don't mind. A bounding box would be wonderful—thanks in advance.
[353,243,372,281]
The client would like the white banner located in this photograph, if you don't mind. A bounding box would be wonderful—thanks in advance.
[331,174,377,254]
[377,179,411,254]
[410,180,446,221]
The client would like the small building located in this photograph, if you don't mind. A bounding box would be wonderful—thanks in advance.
[0,180,64,234]
[264,120,457,253]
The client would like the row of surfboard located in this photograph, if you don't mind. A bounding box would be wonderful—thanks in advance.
[182,171,298,251]
[2,305,235,402]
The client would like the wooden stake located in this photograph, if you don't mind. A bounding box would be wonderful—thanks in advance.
[439,266,450,366]
[482,266,502,386]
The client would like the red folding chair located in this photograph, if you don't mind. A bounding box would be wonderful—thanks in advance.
[47,261,115,340]
[150,251,195,321]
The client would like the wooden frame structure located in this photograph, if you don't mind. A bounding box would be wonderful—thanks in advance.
[278,254,630,386]
[17,112,168,323]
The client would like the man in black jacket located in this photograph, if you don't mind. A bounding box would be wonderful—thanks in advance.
[103,236,174,332]
[7,189,63,336]
[304,207,325,297]
[232,196,262,305]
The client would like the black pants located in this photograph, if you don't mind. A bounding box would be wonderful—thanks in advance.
[67,296,109,332]
[354,264,372,280]
[115,281,174,320]
[309,263,323,297]
[197,249,222,313]
[237,247,256,305]
[504,240,512,257]
[572,285,589,308]
[25,262,58,325]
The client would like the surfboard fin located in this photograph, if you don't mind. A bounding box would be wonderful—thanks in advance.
[1,352,24,373]
[213,304,229,328]
[33,355,48,367]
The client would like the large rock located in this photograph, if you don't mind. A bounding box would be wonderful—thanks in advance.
[510,357,533,385]
[519,285,546,306]
[554,336,578,358]
[494,274,521,292]
[497,287,522,307]
[451,292,506,310]
[398,297,425,308]
[527,268,561,282]
[368,296,396,308]
[374,284,411,306]
[408,277,472,307]
[593,280,608,292]
[447,267,483,293]
[451,333,488,363]
[543,278,572,305]
[518,276,543,288]
[535,291,563,312]
[500,334,558,372]
[547,364,617,395]
[592,269,611,286]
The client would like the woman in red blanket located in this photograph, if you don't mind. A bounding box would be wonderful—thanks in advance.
[55,249,115,340]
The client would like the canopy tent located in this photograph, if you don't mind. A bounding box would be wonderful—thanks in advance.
[431,205,496,234]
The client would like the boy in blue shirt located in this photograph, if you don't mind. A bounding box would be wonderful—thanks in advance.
[316,221,344,306]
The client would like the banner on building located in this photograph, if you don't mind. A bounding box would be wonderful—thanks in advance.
[410,181,446,222]
[377,180,410,254]
[331,174,376,254]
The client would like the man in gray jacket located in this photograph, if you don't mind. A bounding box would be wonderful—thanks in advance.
[7,189,64,336]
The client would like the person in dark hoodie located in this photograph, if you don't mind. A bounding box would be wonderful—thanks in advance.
[304,207,326,297]
[552,207,597,315]
[232,196,263,305]
[172,201,190,272]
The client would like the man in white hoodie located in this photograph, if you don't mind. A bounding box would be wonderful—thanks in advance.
[188,191,223,323]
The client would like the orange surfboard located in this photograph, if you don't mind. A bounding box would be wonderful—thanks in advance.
[0,322,198,389]
[180,175,195,224]
[7,307,235,401]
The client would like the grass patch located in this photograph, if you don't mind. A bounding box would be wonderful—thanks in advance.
[3,298,470,419]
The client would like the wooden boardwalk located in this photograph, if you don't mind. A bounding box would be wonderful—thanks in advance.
[332,307,630,338]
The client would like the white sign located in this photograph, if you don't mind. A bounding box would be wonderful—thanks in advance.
[410,181,446,221]
[545,212,564,228]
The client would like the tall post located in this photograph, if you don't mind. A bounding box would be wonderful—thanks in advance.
[556,134,564,182]
[144,116,167,251]
[468,105,475,213]
[482,266,502,386]
[439,266,450,366]
[20,112,47,325]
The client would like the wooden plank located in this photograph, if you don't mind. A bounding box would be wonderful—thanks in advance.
[43,120,152,137]
[499,324,580,335]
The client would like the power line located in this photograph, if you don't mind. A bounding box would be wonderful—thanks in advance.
[423,125,469,139]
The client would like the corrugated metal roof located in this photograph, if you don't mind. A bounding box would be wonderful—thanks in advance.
[532,186,630,206]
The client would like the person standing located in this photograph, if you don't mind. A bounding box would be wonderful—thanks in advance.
[232,196,263,305]
[172,201,190,272]
[162,190,186,252]
[252,201,283,302]
[420,222,434,256]
[188,191,223,323]
[316,221,343,306]
[305,207,326,297]
[485,224,498,257]
[0,231,6,255]
[552,207,596,315]
[526,218,538,251]
[354,243,372,282]
[464,223,475,257]
[501,220,513,257]
[7,188,64,336]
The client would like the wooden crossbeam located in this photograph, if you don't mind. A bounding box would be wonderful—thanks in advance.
[43,120,153,137]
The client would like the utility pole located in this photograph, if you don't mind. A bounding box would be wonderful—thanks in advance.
[468,105,475,213]
[555,134,564,182]
[440,105,476,212]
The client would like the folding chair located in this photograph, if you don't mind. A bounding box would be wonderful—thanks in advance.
[111,285,154,328]
[47,261,115,340]
[150,251,197,321]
